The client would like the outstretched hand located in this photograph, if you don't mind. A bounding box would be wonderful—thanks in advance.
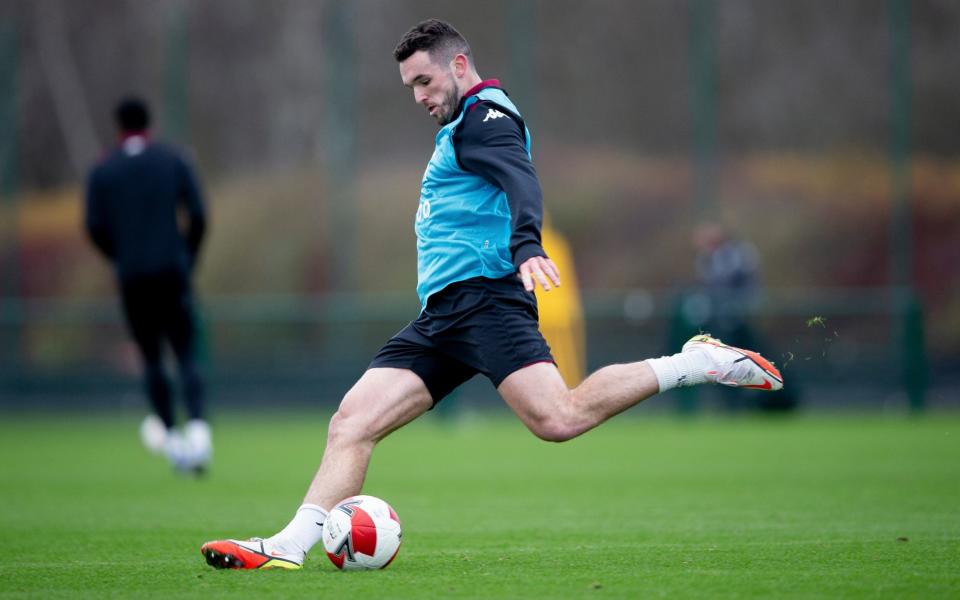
[518,255,561,292]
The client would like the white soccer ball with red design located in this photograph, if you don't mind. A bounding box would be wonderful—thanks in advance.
[322,495,402,570]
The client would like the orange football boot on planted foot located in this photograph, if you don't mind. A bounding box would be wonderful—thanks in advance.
[200,538,303,570]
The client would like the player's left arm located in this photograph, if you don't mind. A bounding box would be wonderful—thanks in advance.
[454,102,561,291]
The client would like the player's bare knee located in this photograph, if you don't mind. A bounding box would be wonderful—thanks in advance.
[530,421,577,443]
[514,391,580,442]
[526,413,579,443]
[327,402,373,447]
[325,410,348,445]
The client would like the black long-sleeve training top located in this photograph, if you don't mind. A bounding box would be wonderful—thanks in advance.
[85,137,206,281]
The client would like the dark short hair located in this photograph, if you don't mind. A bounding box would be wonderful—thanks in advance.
[393,18,471,65]
[114,96,150,132]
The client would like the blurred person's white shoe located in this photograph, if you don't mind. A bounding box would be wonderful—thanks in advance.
[164,420,212,475]
[139,414,168,455]
[164,429,188,469]
[183,419,213,472]
[682,334,784,391]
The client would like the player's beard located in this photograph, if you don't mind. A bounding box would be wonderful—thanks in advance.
[435,78,460,127]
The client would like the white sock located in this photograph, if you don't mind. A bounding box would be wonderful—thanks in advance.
[646,349,712,392]
[270,504,328,556]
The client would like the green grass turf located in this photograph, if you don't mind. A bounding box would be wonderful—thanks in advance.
[0,410,958,599]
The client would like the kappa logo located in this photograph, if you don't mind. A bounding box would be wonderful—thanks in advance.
[483,108,507,123]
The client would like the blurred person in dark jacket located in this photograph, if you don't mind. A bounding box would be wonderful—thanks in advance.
[85,96,211,472]
[692,221,797,412]
[694,222,761,346]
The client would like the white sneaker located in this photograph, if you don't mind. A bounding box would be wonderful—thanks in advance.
[139,414,168,455]
[164,430,189,470]
[166,420,213,474]
[682,334,784,391]
[200,537,304,570]
[184,419,213,469]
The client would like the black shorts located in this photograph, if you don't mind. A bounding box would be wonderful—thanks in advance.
[369,275,554,405]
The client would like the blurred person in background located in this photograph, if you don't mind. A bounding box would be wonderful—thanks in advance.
[693,221,761,349]
[84,96,212,473]
[200,19,784,570]
[691,221,797,412]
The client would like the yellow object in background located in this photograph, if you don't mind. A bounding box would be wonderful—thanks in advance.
[535,224,586,387]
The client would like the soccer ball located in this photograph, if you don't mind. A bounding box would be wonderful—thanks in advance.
[322,495,402,570]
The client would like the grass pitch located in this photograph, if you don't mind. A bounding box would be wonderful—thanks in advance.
[1,410,958,598]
